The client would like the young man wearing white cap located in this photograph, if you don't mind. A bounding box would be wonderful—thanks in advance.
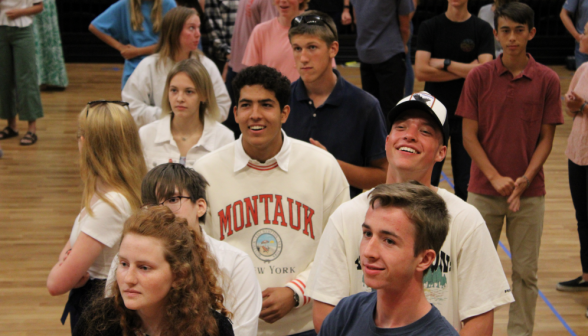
[306,92,514,336]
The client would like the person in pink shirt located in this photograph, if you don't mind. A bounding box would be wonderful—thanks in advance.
[556,22,588,317]
[242,0,308,82]
[229,0,277,75]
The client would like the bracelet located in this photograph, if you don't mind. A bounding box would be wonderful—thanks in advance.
[343,5,350,8]
[579,101,588,114]
[522,175,530,186]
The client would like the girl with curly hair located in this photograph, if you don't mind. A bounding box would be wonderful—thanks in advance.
[74,206,234,336]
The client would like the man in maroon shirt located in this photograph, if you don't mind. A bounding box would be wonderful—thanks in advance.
[456,3,564,336]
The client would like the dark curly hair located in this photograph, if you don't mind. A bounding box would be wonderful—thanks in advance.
[231,64,291,110]
[82,206,229,336]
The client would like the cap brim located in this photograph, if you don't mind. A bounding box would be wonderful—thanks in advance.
[386,101,449,145]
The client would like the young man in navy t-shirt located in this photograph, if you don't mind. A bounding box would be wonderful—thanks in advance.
[319,182,458,336]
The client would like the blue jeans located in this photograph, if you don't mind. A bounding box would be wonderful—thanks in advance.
[575,42,588,69]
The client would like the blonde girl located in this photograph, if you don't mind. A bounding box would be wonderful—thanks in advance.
[139,58,234,169]
[123,6,231,127]
[47,102,147,331]
[89,0,177,89]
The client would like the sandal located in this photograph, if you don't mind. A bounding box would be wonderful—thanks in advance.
[20,132,37,146]
[0,126,18,140]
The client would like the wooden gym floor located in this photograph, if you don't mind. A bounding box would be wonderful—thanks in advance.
[0,63,586,335]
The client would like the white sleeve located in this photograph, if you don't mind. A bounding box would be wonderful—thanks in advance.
[306,212,351,306]
[81,198,129,248]
[322,165,350,225]
[223,253,262,336]
[104,255,118,297]
[455,213,514,320]
[201,56,231,122]
[122,61,162,127]
[285,261,313,307]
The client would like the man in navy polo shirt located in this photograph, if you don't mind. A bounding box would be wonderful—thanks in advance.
[283,11,388,198]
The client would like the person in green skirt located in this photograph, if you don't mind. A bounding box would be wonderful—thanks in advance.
[32,0,68,89]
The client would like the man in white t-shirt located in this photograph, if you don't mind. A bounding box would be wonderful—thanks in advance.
[306,92,514,336]
[194,65,349,336]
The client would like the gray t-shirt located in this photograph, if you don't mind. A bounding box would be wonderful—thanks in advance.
[319,292,459,336]
[563,0,588,34]
[350,0,415,64]
[478,4,502,57]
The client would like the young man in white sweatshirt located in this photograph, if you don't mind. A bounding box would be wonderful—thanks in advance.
[194,64,349,336]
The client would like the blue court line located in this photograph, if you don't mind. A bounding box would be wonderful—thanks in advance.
[440,171,455,190]
[443,171,577,335]
[497,242,577,336]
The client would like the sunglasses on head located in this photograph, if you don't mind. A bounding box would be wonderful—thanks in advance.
[291,15,337,39]
[85,100,129,117]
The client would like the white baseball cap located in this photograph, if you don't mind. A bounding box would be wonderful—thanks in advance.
[387,91,449,145]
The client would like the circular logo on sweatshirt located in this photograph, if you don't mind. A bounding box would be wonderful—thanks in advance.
[460,39,475,53]
[251,228,283,262]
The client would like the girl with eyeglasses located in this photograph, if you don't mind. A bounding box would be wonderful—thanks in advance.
[73,206,235,336]
[122,6,231,128]
[104,163,262,335]
[47,102,147,332]
[139,58,234,169]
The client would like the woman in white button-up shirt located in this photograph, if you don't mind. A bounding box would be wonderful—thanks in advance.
[139,58,234,170]
[122,6,231,127]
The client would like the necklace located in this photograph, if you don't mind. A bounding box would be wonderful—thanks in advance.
[182,137,187,141]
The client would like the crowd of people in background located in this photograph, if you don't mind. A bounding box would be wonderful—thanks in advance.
[1,0,587,335]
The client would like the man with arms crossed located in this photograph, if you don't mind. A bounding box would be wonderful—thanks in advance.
[307,92,513,335]
[319,182,458,336]
[283,11,388,198]
[415,0,494,201]
[457,3,564,335]
[194,65,349,336]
